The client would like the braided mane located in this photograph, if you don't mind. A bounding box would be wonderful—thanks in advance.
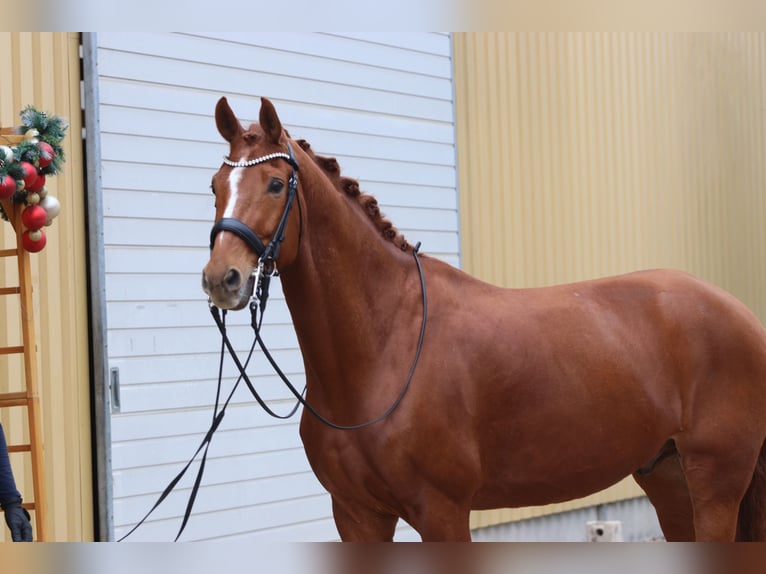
[295,139,411,252]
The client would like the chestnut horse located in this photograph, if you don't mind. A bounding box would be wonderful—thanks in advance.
[202,96,766,541]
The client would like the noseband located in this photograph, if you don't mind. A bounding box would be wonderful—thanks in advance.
[209,141,300,271]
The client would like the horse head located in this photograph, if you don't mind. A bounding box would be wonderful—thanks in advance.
[202,97,301,310]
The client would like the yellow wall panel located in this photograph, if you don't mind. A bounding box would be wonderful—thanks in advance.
[0,33,92,541]
[454,33,766,530]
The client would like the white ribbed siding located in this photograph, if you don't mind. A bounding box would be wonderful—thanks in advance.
[94,32,457,541]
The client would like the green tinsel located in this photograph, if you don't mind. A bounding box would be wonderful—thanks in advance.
[18,105,67,176]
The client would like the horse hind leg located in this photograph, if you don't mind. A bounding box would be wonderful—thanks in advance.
[633,440,695,541]
[676,434,762,542]
[737,439,766,541]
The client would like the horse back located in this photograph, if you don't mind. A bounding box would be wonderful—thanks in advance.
[477,268,766,419]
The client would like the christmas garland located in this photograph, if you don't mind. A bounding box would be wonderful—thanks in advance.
[0,106,67,252]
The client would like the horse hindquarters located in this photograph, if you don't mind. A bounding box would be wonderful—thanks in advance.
[669,277,766,541]
[738,440,766,541]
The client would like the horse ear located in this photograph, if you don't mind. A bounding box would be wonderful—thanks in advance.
[215,97,243,143]
[259,97,283,145]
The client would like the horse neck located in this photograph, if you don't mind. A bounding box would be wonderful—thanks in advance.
[278,157,416,399]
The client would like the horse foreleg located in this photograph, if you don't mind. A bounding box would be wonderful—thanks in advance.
[331,496,399,541]
[416,516,472,542]
[405,496,472,542]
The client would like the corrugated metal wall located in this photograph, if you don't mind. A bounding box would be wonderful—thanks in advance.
[453,33,766,530]
[0,33,92,541]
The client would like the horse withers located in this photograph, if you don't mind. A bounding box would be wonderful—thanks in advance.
[202,96,766,541]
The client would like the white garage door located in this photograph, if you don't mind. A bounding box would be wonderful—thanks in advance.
[94,32,458,541]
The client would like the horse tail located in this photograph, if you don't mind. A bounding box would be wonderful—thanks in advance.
[737,439,766,540]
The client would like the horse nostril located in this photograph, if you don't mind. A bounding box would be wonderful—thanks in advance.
[201,271,209,292]
[223,268,242,292]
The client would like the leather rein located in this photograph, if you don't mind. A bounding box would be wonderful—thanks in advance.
[209,140,428,430]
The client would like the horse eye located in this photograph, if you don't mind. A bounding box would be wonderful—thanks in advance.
[268,178,285,194]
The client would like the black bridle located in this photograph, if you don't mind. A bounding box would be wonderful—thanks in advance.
[119,140,428,541]
[209,141,300,271]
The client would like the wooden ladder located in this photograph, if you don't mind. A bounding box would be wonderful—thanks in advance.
[0,196,47,541]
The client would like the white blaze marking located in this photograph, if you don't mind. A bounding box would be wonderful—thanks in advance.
[219,164,244,245]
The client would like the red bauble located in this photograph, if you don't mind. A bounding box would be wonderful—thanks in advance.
[26,173,45,193]
[0,174,15,199]
[22,229,47,253]
[37,142,54,168]
[22,205,48,230]
[18,162,38,190]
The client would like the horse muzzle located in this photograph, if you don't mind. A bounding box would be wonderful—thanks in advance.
[202,265,256,310]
